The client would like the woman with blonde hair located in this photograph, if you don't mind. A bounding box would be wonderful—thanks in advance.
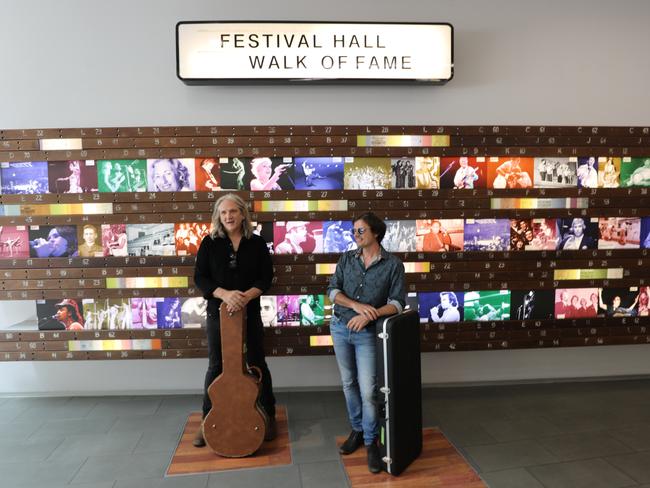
[193,193,277,447]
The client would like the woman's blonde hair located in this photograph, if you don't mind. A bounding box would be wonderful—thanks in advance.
[210,193,253,239]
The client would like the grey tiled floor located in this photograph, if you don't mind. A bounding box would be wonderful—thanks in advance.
[4,379,650,487]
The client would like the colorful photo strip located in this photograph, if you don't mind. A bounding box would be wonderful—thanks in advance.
[0,225,29,258]
[48,160,98,193]
[126,223,175,256]
[274,221,323,254]
[416,219,463,252]
[174,222,211,256]
[36,299,85,331]
[534,158,577,188]
[554,288,599,319]
[464,219,510,251]
[576,157,598,188]
[247,157,294,191]
[194,158,222,191]
[294,157,344,190]
[440,157,487,189]
[181,297,207,328]
[96,159,147,192]
[77,224,105,257]
[598,217,641,249]
[597,288,640,317]
[598,157,620,188]
[156,298,182,329]
[621,157,650,187]
[147,158,196,192]
[220,158,250,190]
[344,158,392,190]
[415,157,440,189]
[29,225,78,258]
[510,290,555,320]
[418,291,464,323]
[557,218,599,250]
[383,220,417,252]
[463,290,511,321]
[131,297,161,329]
[323,221,357,253]
[488,157,534,189]
[391,158,416,189]
[526,219,560,250]
[102,224,128,257]
[1,161,48,194]
[82,298,132,330]
[276,295,300,326]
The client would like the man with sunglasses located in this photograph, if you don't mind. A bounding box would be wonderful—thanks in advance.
[327,212,406,473]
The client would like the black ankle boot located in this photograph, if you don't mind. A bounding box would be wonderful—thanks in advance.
[367,442,382,474]
[339,430,364,455]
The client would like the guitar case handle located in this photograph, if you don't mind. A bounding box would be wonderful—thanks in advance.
[247,365,264,384]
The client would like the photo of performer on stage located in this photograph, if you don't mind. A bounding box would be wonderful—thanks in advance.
[0,225,29,258]
[390,158,416,189]
[48,160,98,193]
[597,217,641,249]
[29,225,78,258]
[382,220,417,252]
[488,157,534,189]
[147,158,195,192]
[194,158,222,192]
[557,218,598,250]
[101,224,128,257]
[511,290,555,320]
[294,157,344,190]
[299,294,325,326]
[621,157,650,187]
[36,299,85,331]
[180,297,207,329]
[463,219,510,251]
[597,288,639,318]
[157,298,182,329]
[534,158,577,188]
[416,219,464,252]
[248,157,294,191]
[418,291,464,323]
[464,290,511,321]
[577,157,598,188]
[440,157,486,189]
[1,161,49,194]
[323,221,357,253]
[96,160,147,192]
[276,295,300,326]
[344,158,392,190]
[220,157,249,190]
[274,221,323,254]
[598,157,620,188]
[82,298,132,330]
[415,157,440,189]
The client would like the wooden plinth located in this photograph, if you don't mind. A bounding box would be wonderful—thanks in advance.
[338,428,486,487]
[166,405,291,476]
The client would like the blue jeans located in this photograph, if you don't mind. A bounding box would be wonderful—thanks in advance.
[330,315,377,445]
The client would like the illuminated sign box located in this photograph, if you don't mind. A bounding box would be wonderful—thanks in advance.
[177,21,453,84]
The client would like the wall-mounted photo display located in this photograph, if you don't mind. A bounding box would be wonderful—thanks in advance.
[48,160,98,193]
[597,288,640,317]
[37,299,85,331]
[463,290,511,321]
[82,298,132,330]
[220,157,250,190]
[598,157,620,188]
[554,288,599,319]
[556,217,599,250]
[101,223,128,257]
[29,225,78,258]
[621,157,650,187]
[641,217,650,249]
[247,157,294,191]
[390,158,416,189]
[181,297,207,328]
[147,158,196,192]
[439,156,487,189]
[418,291,464,323]
[416,219,463,252]
[194,158,222,191]
[323,221,357,253]
[294,157,345,190]
[0,161,48,194]
[383,220,417,252]
[576,157,599,188]
[0,225,29,258]
[274,221,323,254]
[414,157,440,189]
[299,294,325,326]
[510,290,555,320]
[488,157,533,189]
[464,219,510,251]
[131,297,161,329]
[77,223,105,257]
[597,217,641,250]
[96,159,147,192]
[526,218,559,250]
[344,157,392,190]
[126,223,176,256]
[156,297,182,329]
[174,222,210,256]
[276,295,300,326]
[533,157,577,188]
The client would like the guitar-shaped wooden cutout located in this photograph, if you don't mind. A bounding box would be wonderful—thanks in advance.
[203,303,268,457]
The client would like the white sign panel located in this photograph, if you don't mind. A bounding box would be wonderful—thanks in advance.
[176,22,453,84]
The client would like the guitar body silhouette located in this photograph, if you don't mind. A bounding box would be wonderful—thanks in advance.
[203,304,268,457]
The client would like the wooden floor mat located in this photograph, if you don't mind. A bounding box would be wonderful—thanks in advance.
[166,405,291,476]
[338,428,486,487]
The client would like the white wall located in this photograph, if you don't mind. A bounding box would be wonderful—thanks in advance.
[2,0,650,394]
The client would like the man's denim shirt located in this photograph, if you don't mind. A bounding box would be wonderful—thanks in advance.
[327,247,406,326]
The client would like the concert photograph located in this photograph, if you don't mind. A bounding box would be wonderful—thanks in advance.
[323,220,357,253]
[1,161,48,194]
[194,158,222,192]
[576,157,599,188]
[157,297,183,329]
[487,157,534,189]
[418,291,464,323]
[96,159,148,192]
[510,290,555,320]
[463,219,510,252]
[463,290,511,321]
[82,297,132,330]
[343,157,392,190]
[47,160,98,193]
[383,220,417,252]
[36,299,85,331]
[220,157,250,190]
[294,157,344,190]
[597,288,640,318]
[276,295,300,326]
[28,225,78,258]
[247,157,294,191]
[439,156,487,189]
[273,221,323,254]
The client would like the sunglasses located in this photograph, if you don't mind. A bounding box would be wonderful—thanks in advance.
[352,227,368,236]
